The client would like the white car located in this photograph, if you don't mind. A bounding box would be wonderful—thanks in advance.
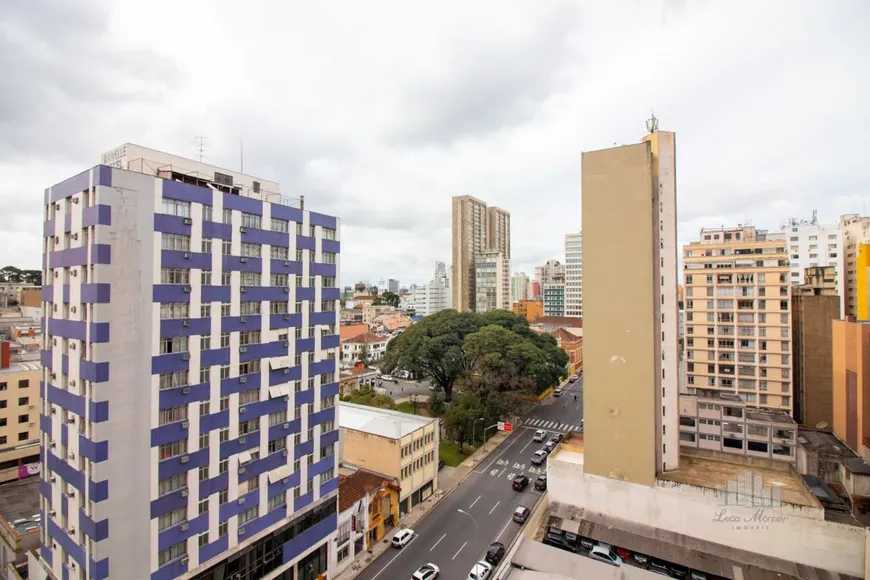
[390,528,415,548]
[589,543,623,566]
[468,560,493,580]
[412,563,440,580]
[531,450,548,465]
[532,429,547,442]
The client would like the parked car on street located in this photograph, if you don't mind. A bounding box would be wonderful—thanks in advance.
[391,528,414,548]
[568,374,579,382]
[533,429,547,442]
[512,474,530,491]
[550,433,564,444]
[412,563,440,580]
[534,474,547,491]
[467,561,493,580]
[553,387,564,397]
[512,505,531,523]
[543,440,556,453]
[485,542,505,566]
[531,450,548,465]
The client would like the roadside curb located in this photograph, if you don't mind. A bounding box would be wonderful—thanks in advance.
[494,490,549,577]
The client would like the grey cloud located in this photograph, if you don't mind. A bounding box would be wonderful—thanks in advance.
[390,4,581,147]
[0,0,180,161]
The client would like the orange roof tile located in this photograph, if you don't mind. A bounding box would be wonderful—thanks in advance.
[344,332,388,345]
[340,323,369,342]
[338,469,397,513]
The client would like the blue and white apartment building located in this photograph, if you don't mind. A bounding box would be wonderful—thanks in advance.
[38,144,341,580]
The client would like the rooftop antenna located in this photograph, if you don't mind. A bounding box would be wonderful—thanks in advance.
[646,110,659,134]
[812,209,818,225]
[194,136,207,163]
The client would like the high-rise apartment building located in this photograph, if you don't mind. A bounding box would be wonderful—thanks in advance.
[387,279,399,294]
[542,282,565,317]
[413,262,451,317]
[840,214,870,319]
[534,260,564,286]
[39,145,340,580]
[451,196,510,312]
[779,214,842,315]
[474,250,510,313]
[564,232,583,318]
[510,272,529,304]
[683,226,793,414]
[581,123,679,485]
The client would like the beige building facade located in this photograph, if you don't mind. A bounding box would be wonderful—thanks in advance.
[474,249,510,313]
[0,352,41,484]
[451,195,511,313]
[580,124,679,486]
[338,402,438,514]
[840,213,870,318]
[683,226,793,413]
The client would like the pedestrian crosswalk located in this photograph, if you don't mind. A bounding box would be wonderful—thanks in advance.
[524,418,583,432]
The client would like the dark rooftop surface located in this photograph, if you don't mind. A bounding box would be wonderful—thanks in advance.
[0,478,41,535]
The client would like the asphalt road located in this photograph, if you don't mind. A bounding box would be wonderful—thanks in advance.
[357,378,584,580]
[381,377,436,399]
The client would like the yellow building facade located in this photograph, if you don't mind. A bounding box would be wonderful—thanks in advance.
[512,300,543,322]
[0,361,41,484]
[856,243,870,321]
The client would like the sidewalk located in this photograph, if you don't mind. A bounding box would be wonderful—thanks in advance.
[333,430,512,580]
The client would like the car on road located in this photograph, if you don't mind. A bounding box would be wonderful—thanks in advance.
[512,474,530,491]
[589,543,623,566]
[512,505,531,523]
[534,474,547,491]
[531,450,548,465]
[543,440,557,453]
[390,528,414,548]
[467,560,493,580]
[553,387,564,397]
[550,433,564,444]
[411,563,440,580]
[568,374,579,382]
[485,542,505,565]
[533,429,547,442]
[379,374,398,383]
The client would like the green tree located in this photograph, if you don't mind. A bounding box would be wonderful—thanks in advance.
[371,286,379,296]
[345,385,397,410]
[427,393,445,415]
[356,344,370,365]
[380,291,401,308]
[463,324,545,394]
[380,310,482,401]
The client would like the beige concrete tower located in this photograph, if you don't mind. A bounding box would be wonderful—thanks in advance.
[451,195,488,312]
[486,206,511,259]
[581,120,679,487]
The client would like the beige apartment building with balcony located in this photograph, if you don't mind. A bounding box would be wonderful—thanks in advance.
[683,226,793,412]
[678,391,798,463]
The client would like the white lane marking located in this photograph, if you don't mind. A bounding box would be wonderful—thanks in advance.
[520,436,536,454]
[452,541,467,560]
[576,405,582,410]
[477,428,526,473]
[561,423,569,431]
[497,466,507,477]
[430,533,446,551]
[495,518,512,541]
[370,534,418,580]
[489,501,500,515]
[469,495,481,509]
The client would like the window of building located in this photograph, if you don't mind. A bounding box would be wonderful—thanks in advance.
[161,233,191,251]
[160,302,189,319]
[158,540,187,567]
[162,199,190,218]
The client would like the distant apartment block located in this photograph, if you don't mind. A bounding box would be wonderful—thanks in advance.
[450,196,510,313]
[792,266,839,428]
[534,259,564,286]
[39,145,341,580]
[840,213,870,318]
[412,262,451,317]
[832,318,870,462]
[512,300,543,323]
[387,279,399,294]
[542,282,565,317]
[678,391,797,463]
[0,343,40,485]
[474,250,510,313]
[778,215,842,315]
[683,226,793,413]
[564,232,583,318]
[510,272,529,304]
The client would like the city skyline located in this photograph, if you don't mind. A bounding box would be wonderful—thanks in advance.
[2,2,869,286]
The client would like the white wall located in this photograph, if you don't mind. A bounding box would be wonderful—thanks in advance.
[548,454,866,577]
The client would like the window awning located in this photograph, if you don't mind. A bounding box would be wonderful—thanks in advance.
[267,464,290,484]
[269,356,292,370]
[269,384,290,398]
[237,450,253,465]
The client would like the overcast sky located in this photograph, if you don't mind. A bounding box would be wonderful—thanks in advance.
[2,0,868,286]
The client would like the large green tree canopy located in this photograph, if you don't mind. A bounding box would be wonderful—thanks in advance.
[380,309,568,401]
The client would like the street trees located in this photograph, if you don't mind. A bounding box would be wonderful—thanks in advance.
[341,385,397,410]
[356,344,370,365]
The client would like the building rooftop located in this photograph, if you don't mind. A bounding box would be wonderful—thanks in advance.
[337,469,398,513]
[659,450,817,508]
[0,361,41,375]
[531,316,583,328]
[798,429,870,475]
[338,402,435,439]
[340,366,377,378]
[745,408,796,425]
[0,478,42,535]
[343,332,388,345]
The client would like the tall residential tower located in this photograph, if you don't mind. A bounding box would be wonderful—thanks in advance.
[39,145,340,580]
[581,121,679,485]
[451,196,511,312]
[564,232,583,318]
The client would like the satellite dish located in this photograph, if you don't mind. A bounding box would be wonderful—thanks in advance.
[816,421,828,430]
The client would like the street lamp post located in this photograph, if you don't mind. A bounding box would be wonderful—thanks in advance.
[457,509,479,540]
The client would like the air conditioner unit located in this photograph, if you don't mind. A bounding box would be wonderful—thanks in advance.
[51,408,57,415]
[284,261,290,266]
[183,252,191,259]
[67,417,75,424]
[238,467,246,474]
[240,316,248,323]
[181,557,189,565]
[283,423,290,430]
[183,285,192,293]
[67,490,75,498]
[68,527,75,534]
[70,306,76,313]
[181,421,190,429]
[181,523,189,532]
[283,287,290,293]
[184,218,193,225]
[238,527,246,535]
[71,268,77,275]
[183,319,191,327]
[239,346,247,353]
[182,387,191,395]
[49,510,56,516]
[283,450,289,457]
[241,286,248,293]
[283,369,289,375]
[180,455,190,464]
[68,453,75,460]
[239,437,246,444]
[238,497,246,505]
[69,380,76,387]
[50,442,57,449]
[182,354,190,361]
[49,476,56,483]
[283,396,290,402]
[239,376,247,383]
[51,372,57,379]
[240,257,248,263]
[239,407,247,414]
[283,314,290,320]
[181,489,189,497]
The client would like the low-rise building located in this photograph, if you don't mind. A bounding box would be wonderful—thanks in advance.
[678,391,797,464]
[339,366,379,395]
[370,311,412,333]
[333,469,400,576]
[340,323,369,343]
[346,295,376,309]
[529,316,582,337]
[0,477,41,576]
[542,281,566,317]
[550,328,583,374]
[797,429,870,524]
[0,344,40,485]
[341,333,389,365]
[512,300,543,323]
[338,402,439,514]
